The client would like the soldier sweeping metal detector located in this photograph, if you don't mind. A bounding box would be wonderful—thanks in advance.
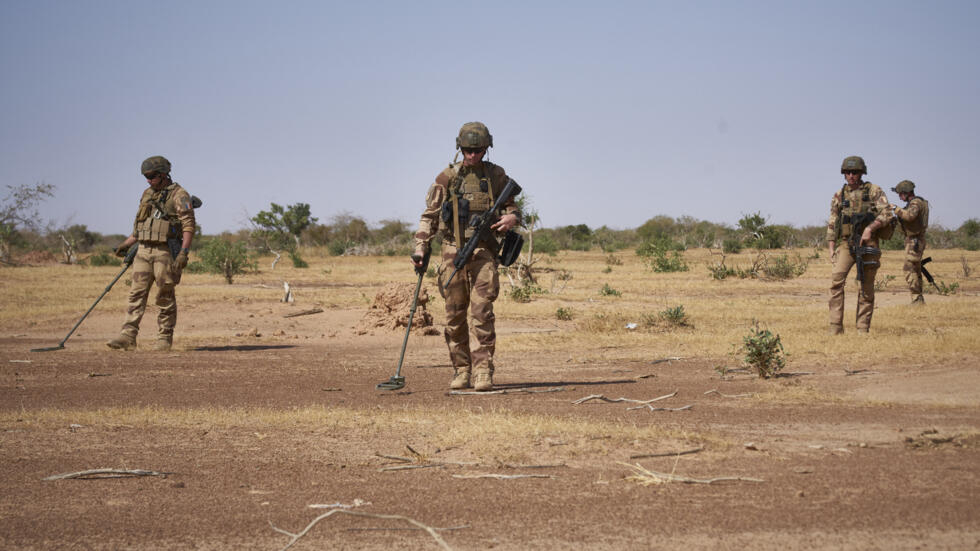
[377,249,431,391]
[31,244,139,352]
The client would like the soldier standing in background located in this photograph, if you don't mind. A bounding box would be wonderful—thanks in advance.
[411,122,521,391]
[891,180,930,305]
[826,156,894,335]
[106,156,196,351]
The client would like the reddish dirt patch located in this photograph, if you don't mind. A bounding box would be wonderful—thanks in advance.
[1,306,979,550]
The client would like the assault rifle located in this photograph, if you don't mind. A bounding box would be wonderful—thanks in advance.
[443,178,522,288]
[920,257,941,292]
[848,212,880,285]
[150,194,203,259]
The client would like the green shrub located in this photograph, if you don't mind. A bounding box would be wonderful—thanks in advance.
[707,261,737,280]
[556,307,573,321]
[762,254,808,279]
[87,251,121,267]
[185,260,208,274]
[289,251,309,268]
[928,280,959,296]
[722,238,742,254]
[197,238,257,284]
[658,305,688,326]
[509,281,545,303]
[599,283,621,297]
[740,321,786,379]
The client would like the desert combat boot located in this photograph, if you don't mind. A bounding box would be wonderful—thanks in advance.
[106,334,136,350]
[152,336,172,351]
[472,369,493,392]
[450,368,471,390]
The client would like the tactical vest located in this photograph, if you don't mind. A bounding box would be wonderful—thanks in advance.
[442,163,497,246]
[901,197,929,237]
[836,182,875,240]
[134,183,180,243]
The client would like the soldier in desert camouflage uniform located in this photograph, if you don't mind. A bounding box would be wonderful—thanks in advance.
[106,156,196,351]
[891,180,930,305]
[412,122,521,392]
[826,156,894,335]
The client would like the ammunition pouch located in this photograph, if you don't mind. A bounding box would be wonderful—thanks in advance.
[498,230,523,266]
[441,197,470,225]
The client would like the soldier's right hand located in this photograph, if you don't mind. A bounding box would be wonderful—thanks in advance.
[114,243,130,258]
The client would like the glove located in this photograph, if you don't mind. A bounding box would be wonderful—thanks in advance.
[411,248,430,276]
[172,249,189,275]
[114,243,130,258]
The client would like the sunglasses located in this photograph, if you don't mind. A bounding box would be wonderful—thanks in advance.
[843,170,862,175]
[461,147,486,155]
[144,172,160,180]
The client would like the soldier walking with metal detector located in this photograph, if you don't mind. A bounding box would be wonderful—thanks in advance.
[891,180,930,305]
[106,156,197,351]
[409,122,522,392]
[826,156,894,335]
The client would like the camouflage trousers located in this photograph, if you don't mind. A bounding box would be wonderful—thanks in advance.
[119,243,178,339]
[437,244,500,375]
[829,245,880,331]
[904,236,926,300]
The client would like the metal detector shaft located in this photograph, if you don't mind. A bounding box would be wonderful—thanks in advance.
[31,245,137,352]
[377,250,430,390]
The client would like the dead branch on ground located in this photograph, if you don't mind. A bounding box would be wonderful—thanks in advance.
[649,357,683,364]
[450,386,565,396]
[451,473,555,480]
[283,307,323,318]
[573,391,677,406]
[271,509,452,551]
[44,468,172,480]
[704,389,754,398]
[844,369,880,376]
[625,403,693,412]
[621,463,764,485]
[629,447,704,460]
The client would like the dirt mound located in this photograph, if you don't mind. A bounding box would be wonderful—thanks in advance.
[16,250,59,265]
[355,282,440,335]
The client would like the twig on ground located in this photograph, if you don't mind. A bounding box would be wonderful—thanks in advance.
[629,447,704,460]
[451,473,555,480]
[649,357,683,364]
[375,453,413,463]
[347,525,469,532]
[776,371,815,377]
[379,464,444,472]
[500,463,567,469]
[621,463,764,485]
[625,404,693,412]
[844,369,880,376]
[573,391,677,406]
[450,386,565,396]
[634,373,657,380]
[704,389,754,398]
[309,499,370,509]
[283,307,323,318]
[272,510,452,551]
[43,468,172,480]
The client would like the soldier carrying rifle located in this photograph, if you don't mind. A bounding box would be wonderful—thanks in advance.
[826,156,894,335]
[411,122,522,391]
[891,180,930,305]
[106,156,197,351]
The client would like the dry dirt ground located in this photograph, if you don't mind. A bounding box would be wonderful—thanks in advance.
[2,253,979,550]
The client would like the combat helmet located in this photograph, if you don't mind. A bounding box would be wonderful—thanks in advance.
[141,155,171,176]
[892,180,915,194]
[456,122,493,150]
[840,156,867,174]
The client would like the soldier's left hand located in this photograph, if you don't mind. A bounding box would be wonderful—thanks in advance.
[491,213,518,232]
[172,249,189,275]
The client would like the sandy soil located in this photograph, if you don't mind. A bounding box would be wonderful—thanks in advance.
[1,279,979,550]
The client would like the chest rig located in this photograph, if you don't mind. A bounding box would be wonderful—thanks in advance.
[441,163,496,248]
[836,182,874,240]
[135,183,179,243]
[903,197,930,236]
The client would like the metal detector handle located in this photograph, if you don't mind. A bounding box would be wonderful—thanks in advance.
[40,245,137,350]
[393,267,426,380]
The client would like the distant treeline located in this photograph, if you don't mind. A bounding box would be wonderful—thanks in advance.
[8,213,980,264]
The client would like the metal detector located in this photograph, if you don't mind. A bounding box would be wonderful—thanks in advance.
[31,244,138,352]
[377,250,430,391]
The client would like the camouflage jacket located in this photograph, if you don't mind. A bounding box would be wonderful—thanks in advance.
[895,196,929,238]
[414,160,521,251]
[133,182,196,243]
[826,181,893,244]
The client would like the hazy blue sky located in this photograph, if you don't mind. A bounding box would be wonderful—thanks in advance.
[2,0,978,236]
